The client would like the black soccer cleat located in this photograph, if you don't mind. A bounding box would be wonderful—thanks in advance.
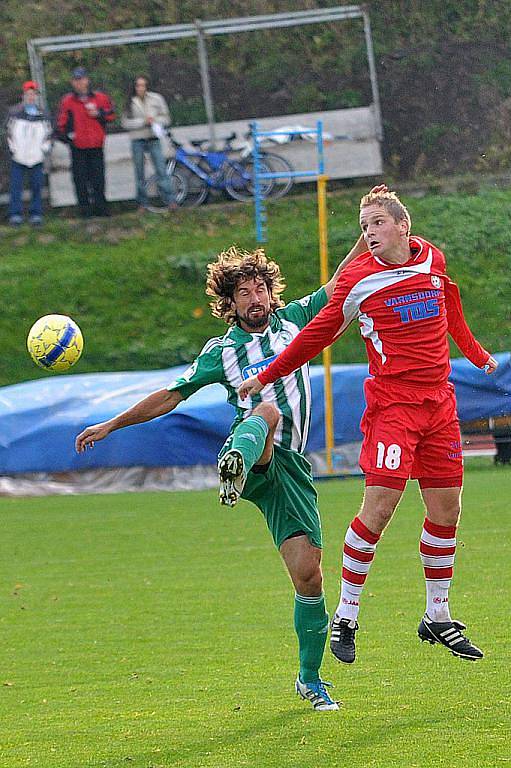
[330,617,359,664]
[418,613,484,661]
[218,449,246,507]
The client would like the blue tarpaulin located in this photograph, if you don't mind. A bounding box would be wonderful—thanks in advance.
[0,353,509,474]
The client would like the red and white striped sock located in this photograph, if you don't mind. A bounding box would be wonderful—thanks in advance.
[420,518,457,622]
[335,516,380,621]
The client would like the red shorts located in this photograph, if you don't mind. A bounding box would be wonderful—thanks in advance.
[359,378,463,491]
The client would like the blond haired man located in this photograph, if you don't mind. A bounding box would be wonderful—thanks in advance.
[240,188,498,666]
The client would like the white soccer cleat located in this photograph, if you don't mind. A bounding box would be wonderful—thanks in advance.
[218,449,246,507]
[295,677,340,711]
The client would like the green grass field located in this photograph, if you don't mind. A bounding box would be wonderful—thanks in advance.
[1,463,509,768]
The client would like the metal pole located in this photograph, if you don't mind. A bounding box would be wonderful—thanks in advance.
[317,119,325,175]
[195,19,217,148]
[317,174,334,474]
[316,119,334,473]
[27,42,48,111]
[251,121,265,243]
[362,9,383,142]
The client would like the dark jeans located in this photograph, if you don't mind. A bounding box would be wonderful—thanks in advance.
[71,146,108,217]
[131,138,174,206]
[9,161,44,218]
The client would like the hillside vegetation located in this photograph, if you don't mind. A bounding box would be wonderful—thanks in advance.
[1,0,511,187]
[1,185,510,388]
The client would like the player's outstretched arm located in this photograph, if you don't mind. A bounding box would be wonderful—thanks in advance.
[324,234,365,298]
[75,388,183,453]
[444,278,498,375]
[238,274,354,401]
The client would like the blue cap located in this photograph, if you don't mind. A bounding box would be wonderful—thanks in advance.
[72,67,88,79]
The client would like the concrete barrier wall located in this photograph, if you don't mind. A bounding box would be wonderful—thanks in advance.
[48,106,383,207]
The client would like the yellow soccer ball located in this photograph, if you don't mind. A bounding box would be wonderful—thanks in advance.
[27,314,84,372]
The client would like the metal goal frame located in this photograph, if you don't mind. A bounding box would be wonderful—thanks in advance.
[28,6,383,148]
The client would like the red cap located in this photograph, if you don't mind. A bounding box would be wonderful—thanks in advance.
[23,81,39,92]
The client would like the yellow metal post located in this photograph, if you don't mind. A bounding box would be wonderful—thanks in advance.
[317,174,334,474]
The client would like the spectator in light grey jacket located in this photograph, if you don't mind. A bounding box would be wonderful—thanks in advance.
[6,81,52,226]
[121,76,176,211]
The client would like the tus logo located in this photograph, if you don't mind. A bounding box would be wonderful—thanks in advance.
[392,298,440,323]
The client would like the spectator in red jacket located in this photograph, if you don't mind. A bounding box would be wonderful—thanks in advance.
[56,67,115,218]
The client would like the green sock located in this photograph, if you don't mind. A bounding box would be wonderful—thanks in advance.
[294,593,329,683]
[230,415,269,473]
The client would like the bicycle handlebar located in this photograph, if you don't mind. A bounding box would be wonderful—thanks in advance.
[166,129,239,152]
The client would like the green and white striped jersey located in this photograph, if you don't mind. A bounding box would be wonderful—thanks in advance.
[168,287,328,453]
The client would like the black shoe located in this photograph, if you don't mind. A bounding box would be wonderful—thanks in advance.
[330,616,359,664]
[218,449,246,507]
[418,613,483,661]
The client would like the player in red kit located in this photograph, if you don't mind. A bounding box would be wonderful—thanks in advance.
[239,189,498,664]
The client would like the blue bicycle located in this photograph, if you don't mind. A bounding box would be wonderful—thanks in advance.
[156,131,275,207]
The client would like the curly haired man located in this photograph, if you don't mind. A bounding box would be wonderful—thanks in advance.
[75,228,368,710]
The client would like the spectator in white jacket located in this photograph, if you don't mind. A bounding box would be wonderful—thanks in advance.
[121,76,176,212]
[6,81,52,226]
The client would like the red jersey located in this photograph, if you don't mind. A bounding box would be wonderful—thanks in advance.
[258,236,489,390]
[56,90,115,149]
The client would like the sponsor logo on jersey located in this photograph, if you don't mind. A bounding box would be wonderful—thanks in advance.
[279,329,293,345]
[384,289,440,307]
[241,354,277,380]
[384,289,441,324]
[392,298,440,323]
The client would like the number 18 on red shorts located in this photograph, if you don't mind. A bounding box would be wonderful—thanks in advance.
[359,378,464,492]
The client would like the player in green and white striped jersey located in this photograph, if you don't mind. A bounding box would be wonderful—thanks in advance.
[75,228,370,710]
[171,279,324,455]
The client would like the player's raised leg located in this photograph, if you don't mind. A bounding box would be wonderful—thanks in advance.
[330,484,402,663]
[218,402,279,507]
[280,535,339,711]
[417,484,483,660]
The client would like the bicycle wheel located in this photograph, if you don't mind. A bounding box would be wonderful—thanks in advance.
[260,152,294,199]
[144,169,188,213]
[224,159,273,202]
[178,162,209,208]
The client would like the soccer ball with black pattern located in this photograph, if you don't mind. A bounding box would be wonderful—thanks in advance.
[27,314,83,372]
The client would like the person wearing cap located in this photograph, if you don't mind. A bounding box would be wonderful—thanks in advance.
[56,67,115,218]
[5,81,52,226]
